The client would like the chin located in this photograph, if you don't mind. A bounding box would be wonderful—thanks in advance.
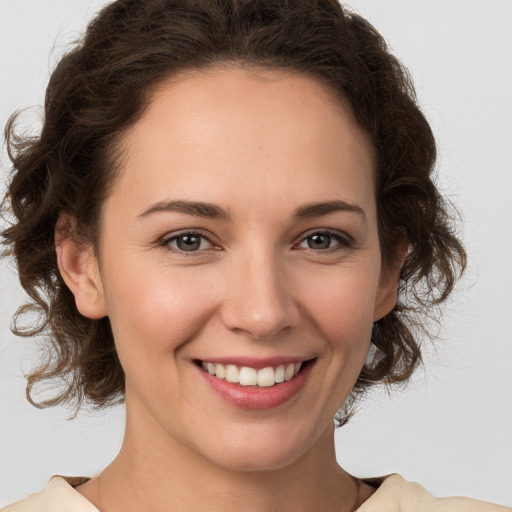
[212,447,303,473]
[197,422,319,473]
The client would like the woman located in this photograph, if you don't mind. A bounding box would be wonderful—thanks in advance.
[1,0,510,510]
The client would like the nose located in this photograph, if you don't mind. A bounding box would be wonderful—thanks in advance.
[220,251,300,340]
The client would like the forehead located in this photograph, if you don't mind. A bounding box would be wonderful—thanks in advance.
[110,66,376,218]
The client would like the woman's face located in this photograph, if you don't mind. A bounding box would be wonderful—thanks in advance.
[78,67,399,471]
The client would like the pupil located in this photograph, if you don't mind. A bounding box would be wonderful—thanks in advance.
[309,234,330,249]
[177,235,200,251]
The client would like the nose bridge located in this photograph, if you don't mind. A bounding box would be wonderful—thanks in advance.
[221,245,298,339]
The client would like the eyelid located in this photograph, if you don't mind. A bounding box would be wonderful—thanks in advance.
[158,229,220,253]
[156,228,353,254]
[294,229,353,252]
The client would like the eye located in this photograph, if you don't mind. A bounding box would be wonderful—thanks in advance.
[297,231,350,251]
[163,232,215,253]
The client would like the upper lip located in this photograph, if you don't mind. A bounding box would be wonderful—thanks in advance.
[194,356,315,370]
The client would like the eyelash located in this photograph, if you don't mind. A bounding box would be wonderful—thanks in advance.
[159,230,218,256]
[295,230,353,254]
[158,229,352,256]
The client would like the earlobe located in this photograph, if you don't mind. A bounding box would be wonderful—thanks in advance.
[55,216,107,320]
[373,239,408,321]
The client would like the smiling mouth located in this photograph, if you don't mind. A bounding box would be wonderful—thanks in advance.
[195,360,314,388]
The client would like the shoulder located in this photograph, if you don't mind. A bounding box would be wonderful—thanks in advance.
[1,476,98,512]
[357,474,512,512]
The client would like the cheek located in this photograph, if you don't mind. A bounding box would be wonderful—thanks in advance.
[103,260,221,359]
[301,267,378,338]
[296,264,379,377]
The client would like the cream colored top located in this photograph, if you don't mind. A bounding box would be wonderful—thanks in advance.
[2,474,510,512]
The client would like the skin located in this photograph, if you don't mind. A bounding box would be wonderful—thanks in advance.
[58,66,403,512]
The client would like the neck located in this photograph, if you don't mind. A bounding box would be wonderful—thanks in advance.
[92,403,362,512]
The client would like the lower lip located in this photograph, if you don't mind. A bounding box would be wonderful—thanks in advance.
[197,362,313,410]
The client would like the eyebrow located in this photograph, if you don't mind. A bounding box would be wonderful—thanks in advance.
[293,200,367,224]
[138,200,232,221]
[137,199,366,223]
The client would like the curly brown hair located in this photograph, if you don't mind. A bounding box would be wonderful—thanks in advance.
[1,0,466,424]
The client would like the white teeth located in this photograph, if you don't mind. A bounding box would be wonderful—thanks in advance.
[284,363,295,381]
[225,364,239,383]
[239,367,258,386]
[200,360,304,387]
[257,367,275,387]
[215,363,226,379]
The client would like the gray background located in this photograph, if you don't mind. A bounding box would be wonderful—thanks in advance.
[1,0,511,507]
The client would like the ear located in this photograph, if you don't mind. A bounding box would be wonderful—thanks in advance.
[55,215,107,319]
[373,239,408,322]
